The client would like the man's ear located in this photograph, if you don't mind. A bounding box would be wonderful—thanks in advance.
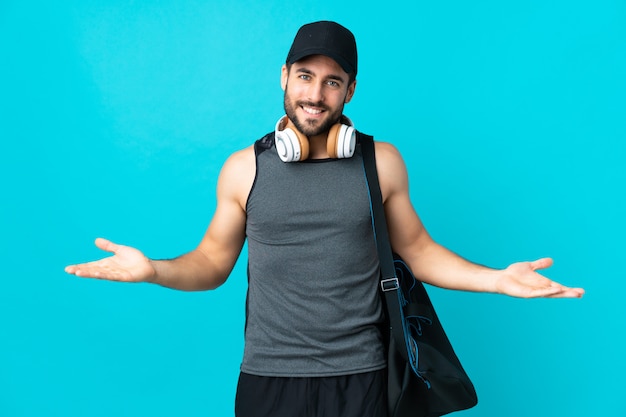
[281,64,288,91]
[344,80,357,103]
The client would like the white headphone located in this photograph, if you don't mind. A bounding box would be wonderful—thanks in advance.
[274,115,356,162]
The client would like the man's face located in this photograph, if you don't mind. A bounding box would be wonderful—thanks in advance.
[281,54,356,138]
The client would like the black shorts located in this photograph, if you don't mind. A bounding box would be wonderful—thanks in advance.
[235,370,388,417]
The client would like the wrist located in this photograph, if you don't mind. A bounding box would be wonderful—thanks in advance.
[146,259,160,284]
[482,268,504,294]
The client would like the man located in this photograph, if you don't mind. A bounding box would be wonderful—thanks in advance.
[65,21,584,417]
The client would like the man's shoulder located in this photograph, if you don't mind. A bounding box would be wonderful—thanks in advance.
[225,144,256,168]
[222,130,275,172]
[217,145,257,206]
[370,140,408,202]
[373,140,402,162]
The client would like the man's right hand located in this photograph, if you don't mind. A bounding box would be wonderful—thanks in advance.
[65,238,156,283]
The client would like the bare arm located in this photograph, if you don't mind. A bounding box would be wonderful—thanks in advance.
[65,146,256,291]
[375,142,584,298]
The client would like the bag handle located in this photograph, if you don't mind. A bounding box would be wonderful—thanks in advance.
[359,133,411,364]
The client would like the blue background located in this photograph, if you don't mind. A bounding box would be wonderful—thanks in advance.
[1,1,624,416]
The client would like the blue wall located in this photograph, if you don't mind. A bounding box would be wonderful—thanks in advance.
[1,1,624,416]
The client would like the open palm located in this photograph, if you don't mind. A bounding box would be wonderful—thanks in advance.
[65,238,155,283]
[496,258,584,298]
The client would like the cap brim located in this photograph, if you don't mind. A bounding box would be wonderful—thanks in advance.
[287,48,354,74]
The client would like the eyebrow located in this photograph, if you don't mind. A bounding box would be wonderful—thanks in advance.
[295,67,346,83]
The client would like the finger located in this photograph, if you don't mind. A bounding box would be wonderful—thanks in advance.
[65,261,104,274]
[529,257,554,271]
[95,237,120,254]
[66,258,109,275]
[65,260,105,277]
[544,287,586,299]
[71,264,131,281]
[524,285,564,298]
[527,281,585,298]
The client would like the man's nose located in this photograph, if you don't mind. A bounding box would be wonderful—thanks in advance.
[306,81,324,103]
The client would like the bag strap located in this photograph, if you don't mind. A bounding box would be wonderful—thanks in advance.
[359,132,411,363]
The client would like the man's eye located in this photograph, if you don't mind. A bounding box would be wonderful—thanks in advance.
[327,81,339,87]
[299,74,311,81]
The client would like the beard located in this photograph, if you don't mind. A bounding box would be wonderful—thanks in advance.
[283,89,345,137]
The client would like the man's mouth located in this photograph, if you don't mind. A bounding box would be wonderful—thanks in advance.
[301,105,325,116]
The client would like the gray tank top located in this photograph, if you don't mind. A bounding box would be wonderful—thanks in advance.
[241,133,386,377]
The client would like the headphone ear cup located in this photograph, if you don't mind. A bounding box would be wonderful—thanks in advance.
[326,123,342,159]
[275,117,309,162]
[327,123,356,159]
[337,124,356,159]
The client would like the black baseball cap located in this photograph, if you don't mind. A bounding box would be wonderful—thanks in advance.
[286,21,358,76]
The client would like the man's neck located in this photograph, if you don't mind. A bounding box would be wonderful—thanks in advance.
[306,133,332,159]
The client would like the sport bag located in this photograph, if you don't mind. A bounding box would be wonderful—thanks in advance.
[360,132,478,417]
